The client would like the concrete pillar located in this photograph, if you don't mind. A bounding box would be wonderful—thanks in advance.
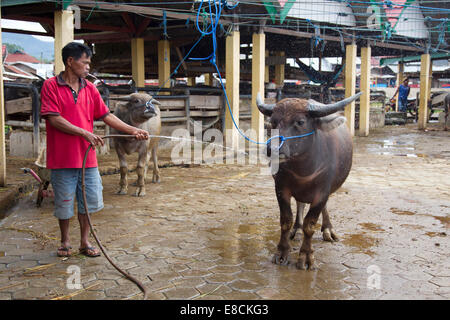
[158,40,171,90]
[0,11,6,186]
[396,62,404,111]
[359,46,371,137]
[251,32,266,143]
[131,38,145,87]
[54,10,74,74]
[274,51,285,87]
[225,30,240,149]
[345,43,357,136]
[418,53,431,130]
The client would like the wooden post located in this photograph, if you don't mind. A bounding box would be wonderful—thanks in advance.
[251,32,266,143]
[187,77,196,86]
[225,30,240,149]
[428,60,433,99]
[396,62,404,111]
[418,53,431,130]
[275,51,285,87]
[158,40,171,91]
[54,10,74,75]
[265,50,270,83]
[0,10,6,186]
[359,46,371,137]
[131,38,145,87]
[203,74,214,86]
[345,43,357,136]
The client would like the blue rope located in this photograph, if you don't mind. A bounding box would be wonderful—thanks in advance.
[193,0,315,149]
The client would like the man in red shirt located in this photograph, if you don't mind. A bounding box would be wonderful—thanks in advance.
[41,42,149,257]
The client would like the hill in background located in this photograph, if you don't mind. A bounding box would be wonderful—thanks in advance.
[2,32,54,62]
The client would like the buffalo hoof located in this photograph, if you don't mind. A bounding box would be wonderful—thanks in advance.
[152,174,161,183]
[272,252,289,266]
[116,188,127,195]
[133,189,146,197]
[289,227,303,240]
[296,252,316,270]
[322,228,339,242]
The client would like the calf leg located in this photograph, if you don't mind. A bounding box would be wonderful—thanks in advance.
[117,153,128,195]
[297,198,328,270]
[133,152,149,197]
[289,202,306,240]
[151,145,161,183]
[321,205,339,242]
[272,189,293,266]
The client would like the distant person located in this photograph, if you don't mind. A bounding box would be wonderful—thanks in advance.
[391,78,410,112]
[40,42,149,258]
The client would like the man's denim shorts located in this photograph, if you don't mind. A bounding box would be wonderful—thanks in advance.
[51,167,104,220]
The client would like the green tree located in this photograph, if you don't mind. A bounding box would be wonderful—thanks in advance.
[4,43,25,53]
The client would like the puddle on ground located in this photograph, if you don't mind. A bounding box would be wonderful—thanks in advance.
[359,222,385,232]
[432,215,450,228]
[341,233,377,256]
[401,224,424,230]
[390,208,416,216]
[424,231,447,238]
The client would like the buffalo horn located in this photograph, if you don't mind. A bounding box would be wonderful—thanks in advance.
[256,92,276,116]
[307,92,363,117]
[150,98,161,106]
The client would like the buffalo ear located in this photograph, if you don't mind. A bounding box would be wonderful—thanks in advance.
[316,114,346,132]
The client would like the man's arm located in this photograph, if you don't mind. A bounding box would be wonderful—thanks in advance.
[391,86,399,100]
[102,113,149,140]
[46,115,105,146]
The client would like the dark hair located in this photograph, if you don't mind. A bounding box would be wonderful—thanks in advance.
[62,42,92,65]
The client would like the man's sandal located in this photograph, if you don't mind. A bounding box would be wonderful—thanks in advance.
[79,246,101,257]
[57,246,72,257]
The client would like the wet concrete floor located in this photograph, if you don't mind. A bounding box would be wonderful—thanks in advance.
[0,124,449,300]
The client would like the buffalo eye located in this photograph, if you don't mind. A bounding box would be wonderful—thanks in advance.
[296,120,305,127]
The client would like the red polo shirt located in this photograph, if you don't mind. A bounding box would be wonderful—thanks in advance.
[40,73,110,169]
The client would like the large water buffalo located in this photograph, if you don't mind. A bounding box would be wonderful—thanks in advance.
[111,93,161,197]
[257,91,362,270]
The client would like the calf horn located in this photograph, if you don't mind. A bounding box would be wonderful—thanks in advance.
[307,92,363,117]
[256,92,276,116]
[150,98,161,106]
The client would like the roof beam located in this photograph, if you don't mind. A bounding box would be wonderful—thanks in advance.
[135,17,152,37]
[121,13,136,34]
[1,28,49,37]
[72,1,231,25]
[264,26,423,54]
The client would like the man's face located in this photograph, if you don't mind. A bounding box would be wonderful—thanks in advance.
[67,52,91,78]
